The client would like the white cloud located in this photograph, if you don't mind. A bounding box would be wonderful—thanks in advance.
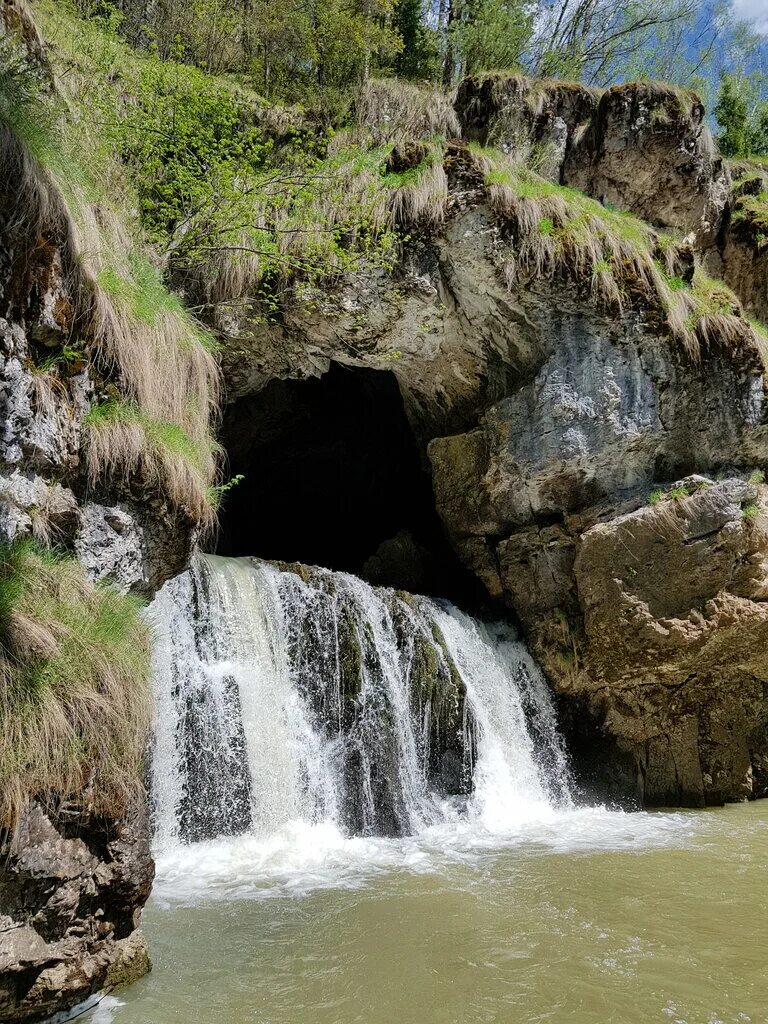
[731,0,768,34]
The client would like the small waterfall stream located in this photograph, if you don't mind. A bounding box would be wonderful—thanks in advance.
[149,554,572,852]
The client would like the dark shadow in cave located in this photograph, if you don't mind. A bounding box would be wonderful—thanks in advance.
[213,363,487,605]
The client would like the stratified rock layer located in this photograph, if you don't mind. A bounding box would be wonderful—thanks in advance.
[0,800,153,1022]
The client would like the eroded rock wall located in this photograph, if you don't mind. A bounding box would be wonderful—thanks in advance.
[0,801,153,1023]
[215,116,768,810]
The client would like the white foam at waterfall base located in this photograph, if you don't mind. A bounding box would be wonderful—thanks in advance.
[152,808,706,906]
[148,555,706,906]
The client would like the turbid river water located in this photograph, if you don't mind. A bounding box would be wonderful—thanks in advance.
[77,556,768,1024]
[81,801,767,1024]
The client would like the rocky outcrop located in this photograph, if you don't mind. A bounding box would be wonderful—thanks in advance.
[219,208,531,441]
[425,282,768,804]
[0,3,196,596]
[0,4,200,1017]
[567,478,768,805]
[713,163,768,322]
[456,75,731,248]
[0,800,153,1022]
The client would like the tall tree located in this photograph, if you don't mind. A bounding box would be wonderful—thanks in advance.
[394,0,439,79]
[447,0,531,80]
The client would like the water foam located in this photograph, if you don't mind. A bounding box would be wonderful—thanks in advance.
[148,554,702,906]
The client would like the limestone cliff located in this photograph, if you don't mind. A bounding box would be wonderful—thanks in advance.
[217,79,768,810]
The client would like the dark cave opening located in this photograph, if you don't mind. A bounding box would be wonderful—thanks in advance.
[214,363,484,603]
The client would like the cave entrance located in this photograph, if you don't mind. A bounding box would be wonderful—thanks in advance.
[214,363,477,600]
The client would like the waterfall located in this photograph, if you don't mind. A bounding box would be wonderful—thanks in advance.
[149,554,572,850]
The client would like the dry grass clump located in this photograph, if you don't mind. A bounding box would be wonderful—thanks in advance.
[386,142,449,228]
[83,401,221,524]
[468,144,759,362]
[355,77,460,146]
[0,38,220,521]
[0,540,152,826]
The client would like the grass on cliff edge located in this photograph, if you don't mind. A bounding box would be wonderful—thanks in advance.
[468,144,760,362]
[0,7,220,524]
[32,5,453,324]
[0,541,152,827]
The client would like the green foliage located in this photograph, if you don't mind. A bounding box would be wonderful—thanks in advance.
[38,4,403,307]
[667,485,689,500]
[0,540,151,823]
[749,469,765,485]
[664,274,686,292]
[448,0,531,79]
[649,489,665,505]
[120,61,274,244]
[393,0,440,80]
[207,473,246,511]
[715,74,768,159]
[742,503,760,520]
[77,0,401,110]
[732,187,768,234]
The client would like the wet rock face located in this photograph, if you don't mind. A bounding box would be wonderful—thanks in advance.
[0,800,154,1023]
[426,283,768,806]
[429,300,765,602]
[430,386,768,806]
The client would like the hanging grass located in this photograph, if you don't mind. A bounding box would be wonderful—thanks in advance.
[0,21,220,521]
[0,540,152,826]
[467,144,761,363]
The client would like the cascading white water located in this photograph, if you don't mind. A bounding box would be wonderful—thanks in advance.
[149,553,572,854]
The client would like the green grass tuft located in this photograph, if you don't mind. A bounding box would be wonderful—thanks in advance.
[0,540,152,826]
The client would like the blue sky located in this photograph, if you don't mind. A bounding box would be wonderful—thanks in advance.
[730,0,768,36]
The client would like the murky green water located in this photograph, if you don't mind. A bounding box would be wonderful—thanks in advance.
[85,802,768,1024]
